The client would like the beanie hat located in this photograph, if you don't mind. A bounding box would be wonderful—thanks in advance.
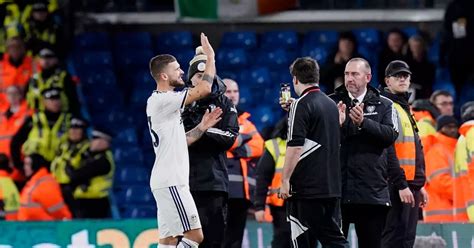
[436,115,458,131]
[187,46,207,82]
[412,99,440,119]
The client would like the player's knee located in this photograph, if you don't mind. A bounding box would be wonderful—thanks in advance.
[184,229,204,244]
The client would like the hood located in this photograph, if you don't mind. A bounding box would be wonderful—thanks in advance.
[459,120,474,136]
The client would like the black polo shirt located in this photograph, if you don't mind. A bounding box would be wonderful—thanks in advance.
[287,86,342,199]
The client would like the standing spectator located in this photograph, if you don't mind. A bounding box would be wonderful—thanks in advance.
[0,86,31,159]
[424,115,461,221]
[279,57,348,247]
[0,153,20,220]
[20,1,62,57]
[17,153,71,221]
[182,46,239,248]
[378,28,408,84]
[254,117,291,248]
[430,90,454,116]
[0,0,20,55]
[26,47,80,115]
[10,87,71,170]
[0,37,35,92]
[329,58,398,248]
[223,78,264,248]
[411,99,440,155]
[381,60,427,248]
[50,116,89,217]
[441,0,474,92]
[68,128,114,219]
[321,31,360,91]
[454,102,474,222]
[406,35,436,99]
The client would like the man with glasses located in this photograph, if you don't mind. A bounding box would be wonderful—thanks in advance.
[430,90,454,116]
[381,60,427,248]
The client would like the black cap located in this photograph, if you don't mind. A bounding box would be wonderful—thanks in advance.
[39,48,56,58]
[70,116,88,129]
[42,88,61,99]
[32,2,48,11]
[412,99,440,119]
[385,60,412,77]
[92,127,113,141]
[436,115,458,131]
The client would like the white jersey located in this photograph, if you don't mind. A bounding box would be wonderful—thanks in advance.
[146,89,189,189]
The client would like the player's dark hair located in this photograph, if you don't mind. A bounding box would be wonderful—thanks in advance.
[149,54,176,80]
[289,57,320,85]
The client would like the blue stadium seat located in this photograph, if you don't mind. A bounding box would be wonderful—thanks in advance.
[221,31,257,50]
[115,49,154,70]
[402,27,420,38]
[122,205,156,218]
[128,69,154,91]
[357,45,378,66]
[245,67,272,88]
[304,30,339,48]
[114,32,152,50]
[125,186,154,204]
[458,84,474,106]
[217,49,248,70]
[85,93,122,114]
[116,167,149,184]
[257,49,289,69]
[251,106,277,131]
[81,69,117,92]
[261,30,298,49]
[75,51,114,69]
[156,31,193,52]
[130,88,151,108]
[433,80,456,99]
[74,32,110,51]
[114,128,139,145]
[436,67,451,82]
[428,42,440,65]
[114,146,144,165]
[219,71,242,83]
[353,28,381,48]
[238,87,254,109]
[301,46,329,65]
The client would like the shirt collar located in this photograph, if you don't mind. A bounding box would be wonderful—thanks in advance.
[349,87,367,103]
[301,85,320,96]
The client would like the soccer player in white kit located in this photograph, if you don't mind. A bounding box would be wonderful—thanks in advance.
[147,33,221,248]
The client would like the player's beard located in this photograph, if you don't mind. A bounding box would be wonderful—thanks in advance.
[169,78,184,87]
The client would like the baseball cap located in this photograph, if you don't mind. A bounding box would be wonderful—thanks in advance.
[42,88,61,99]
[385,60,412,77]
[70,116,88,129]
[39,48,56,58]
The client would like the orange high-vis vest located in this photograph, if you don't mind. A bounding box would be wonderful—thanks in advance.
[393,103,417,180]
[0,54,36,91]
[265,137,286,207]
[17,167,71,221]
[424,132,462,222]
[0,101,32,158]
[454,121,474,222]
[227,112,264,200]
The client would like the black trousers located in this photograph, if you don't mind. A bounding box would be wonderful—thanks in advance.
[76,197,111,218]
[288,198,348,248]
[191,191,227,248]
[342,204,389,248]
[60,184,78,218]
[223,198,249,248]
[270,205,291,248]
[382,187,421,248]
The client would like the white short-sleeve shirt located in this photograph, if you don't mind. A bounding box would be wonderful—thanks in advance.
[146,89,189,189]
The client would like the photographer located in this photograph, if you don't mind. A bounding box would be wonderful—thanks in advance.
[182,47,239,248]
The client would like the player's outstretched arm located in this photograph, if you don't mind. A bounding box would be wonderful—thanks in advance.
[186,107,222,145]
[185,33,216,105]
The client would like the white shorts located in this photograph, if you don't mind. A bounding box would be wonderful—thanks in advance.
[152,185,201,238]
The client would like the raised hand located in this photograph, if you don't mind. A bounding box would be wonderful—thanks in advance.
[349,102,364,127]
[200,33,215,59]
[279,97,295,112]
[198,107,222,131]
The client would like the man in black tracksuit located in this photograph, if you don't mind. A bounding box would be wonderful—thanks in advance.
[279,57,348,248]
[182,48,239,248]
[329,58,398,248]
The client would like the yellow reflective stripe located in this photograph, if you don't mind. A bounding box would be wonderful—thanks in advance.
[427,167,451,182]
[47,202,65,213]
